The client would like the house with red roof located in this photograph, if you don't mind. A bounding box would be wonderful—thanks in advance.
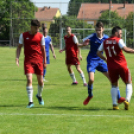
[77,1,133,26]
[35,6,61,30]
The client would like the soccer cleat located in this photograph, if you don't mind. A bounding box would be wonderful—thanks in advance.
[83,96,93,105]
[36,94,44,105]
[113,105,119,110]
[72,81,78,85]
[27,102,34,108]
[118,97,125,104]
[83,83,87,87]
[124,101,129,110]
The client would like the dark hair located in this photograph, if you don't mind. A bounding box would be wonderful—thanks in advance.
[42,26,47,31]
[66,26,71,29]
[112,26,122,35]
[96,21,103,28]
[31,19,40,27]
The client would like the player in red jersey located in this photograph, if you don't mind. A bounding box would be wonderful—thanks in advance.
[16,19,46,108]
[59,26,87,86]
[97,26,134,110]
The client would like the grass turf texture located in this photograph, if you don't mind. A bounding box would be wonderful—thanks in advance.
[0,47,134,134]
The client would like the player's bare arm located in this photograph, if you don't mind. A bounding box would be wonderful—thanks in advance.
[41,45,47,68]
[59,47,65,53]
[78,47,82,60]
[50,43,56,59]
[97,51,107,62]
[122,46,134,53]
[16,44,23,67]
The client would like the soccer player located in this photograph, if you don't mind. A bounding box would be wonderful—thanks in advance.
[82,21,125,105]
[59,26,87,86]
[97,26,133,110]
[42,26,56,82]
[16,19,46,108]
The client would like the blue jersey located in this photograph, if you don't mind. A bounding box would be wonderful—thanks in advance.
[44,36,52,57]
[83,33,109,63]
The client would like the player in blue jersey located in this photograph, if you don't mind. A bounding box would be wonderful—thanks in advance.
[42,26,56,81]
[81,21,125,105]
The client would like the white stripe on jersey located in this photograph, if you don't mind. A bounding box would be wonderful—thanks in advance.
[19,33,23,45]
[118,39,126,49]
[82,33,94,42]
[73,35,79,44]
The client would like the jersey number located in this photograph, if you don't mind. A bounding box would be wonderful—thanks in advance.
[106,46,117,57]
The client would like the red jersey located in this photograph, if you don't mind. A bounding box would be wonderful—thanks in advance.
[23,32,44,63]
[64,34,78,58]
[103,36,127,69]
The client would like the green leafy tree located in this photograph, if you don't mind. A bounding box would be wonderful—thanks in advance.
[125,12,134,47]
[0,0,37,43]
[98,10,125,28]
[67,0,95,16]
[49,15,93,46]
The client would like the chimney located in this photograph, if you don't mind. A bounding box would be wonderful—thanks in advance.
[109,0,112,11]
[124,1,126,8]
[124,1,128,8]
[98,0,101,4]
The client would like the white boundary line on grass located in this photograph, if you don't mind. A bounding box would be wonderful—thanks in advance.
[0,113,134,118]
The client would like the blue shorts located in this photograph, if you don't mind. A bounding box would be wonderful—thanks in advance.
[46,56,50,64]
[87,59,108,73]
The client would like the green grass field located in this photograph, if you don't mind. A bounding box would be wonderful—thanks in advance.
[0,47,134,134]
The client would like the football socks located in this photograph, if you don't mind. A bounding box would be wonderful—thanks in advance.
[26,86,33,103]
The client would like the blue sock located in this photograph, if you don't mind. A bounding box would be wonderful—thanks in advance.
[88,84,93,97]
[117,88,121,100]
[43,69,46,78]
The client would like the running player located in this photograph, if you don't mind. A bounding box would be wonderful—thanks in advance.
[16,19,46,108]
[82,22,125,105]
[42,26,56,82]
[97,26,133,110]
[59,26,87,86]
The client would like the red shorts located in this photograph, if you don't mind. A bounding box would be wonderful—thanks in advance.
[24,62,43,75]
[66,57,80,65]
[108,65,131,83]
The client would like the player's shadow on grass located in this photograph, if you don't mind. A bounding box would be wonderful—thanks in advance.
[0,79,26,82]
[46,106,106,111]
[0,104,25,107]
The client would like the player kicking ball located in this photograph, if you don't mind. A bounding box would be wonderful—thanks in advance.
[59,26,87,86]
[16,19,46,108]
[97,26,133,110]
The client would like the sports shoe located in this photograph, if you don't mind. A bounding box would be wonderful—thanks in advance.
[113,105,119,110]
[27,102,34,108]
[72,81,78,85]
[118,97,125,104]
[43,78,48,82]
[124,101,129,110]
[83,83,87,87]
[83,96,93,105]
[36,94,44,105]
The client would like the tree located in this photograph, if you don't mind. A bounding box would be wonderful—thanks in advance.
[125,12,134,47]
[49,15,93,46]
[0,0,37,45]
[98,10,125,28]
[67,0,95,16]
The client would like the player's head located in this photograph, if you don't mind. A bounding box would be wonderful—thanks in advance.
[31,19,40,34]
[42,26,48,35]
[95,21,104,36]
[66,26,71,35]
[112,26,122,38]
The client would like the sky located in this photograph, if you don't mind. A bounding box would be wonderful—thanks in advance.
[30,0,70,15]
